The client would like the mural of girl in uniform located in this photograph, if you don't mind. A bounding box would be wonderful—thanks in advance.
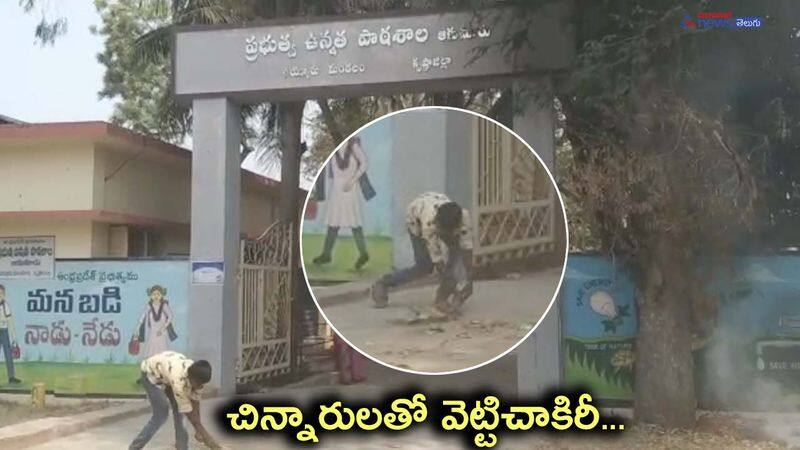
[132,285,177,359]
[313,136,374,270]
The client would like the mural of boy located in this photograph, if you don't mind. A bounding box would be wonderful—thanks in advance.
[133,285,178,359]
[0,284,21,384]
[371,192,474,316]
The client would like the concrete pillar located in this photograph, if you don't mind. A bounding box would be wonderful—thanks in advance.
[391,110,447,268]
[444,109,473,210]
[189,98,241,395]
[511,77,563,396]
[391,109,475,268]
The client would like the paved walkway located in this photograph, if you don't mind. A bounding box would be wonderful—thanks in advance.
[22,378,534,449]
[21,342,522,449]
[25,384,465,450]
[20,380,799,450]
[28,413,462,450]
[317,268,562,373]
[27,403,799,450]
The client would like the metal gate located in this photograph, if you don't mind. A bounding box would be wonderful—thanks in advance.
[237,220,293,383]
[471,117,556,265]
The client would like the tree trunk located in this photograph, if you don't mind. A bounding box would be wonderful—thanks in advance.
[277,100,304,374]
[316,99,344,143]
[278,101,304,222]
[634,238,697,428]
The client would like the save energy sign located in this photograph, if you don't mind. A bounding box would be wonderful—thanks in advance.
[0,236,55,279]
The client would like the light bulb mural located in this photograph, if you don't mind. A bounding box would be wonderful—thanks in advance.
[588,289,630,334]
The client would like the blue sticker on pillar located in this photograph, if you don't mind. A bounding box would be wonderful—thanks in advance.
[191,261,225,284]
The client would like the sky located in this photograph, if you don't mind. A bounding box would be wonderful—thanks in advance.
[0,1,114,122]
[0,1,317,188]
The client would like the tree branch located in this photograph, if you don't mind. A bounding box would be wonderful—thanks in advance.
[316,99,345,144]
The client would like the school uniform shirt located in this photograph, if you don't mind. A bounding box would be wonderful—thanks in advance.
[405,192,473,264]
[140,351,200,413]
[0,300,11,329]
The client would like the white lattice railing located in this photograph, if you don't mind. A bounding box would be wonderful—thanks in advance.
[472,117,556,265]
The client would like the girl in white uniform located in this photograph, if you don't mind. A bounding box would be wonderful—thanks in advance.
[133,285,177,359]
[314,136,370,270]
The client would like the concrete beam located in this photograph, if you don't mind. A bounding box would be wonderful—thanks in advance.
[511,77,563,396]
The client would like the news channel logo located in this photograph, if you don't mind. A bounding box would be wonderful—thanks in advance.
[680,12,762,30]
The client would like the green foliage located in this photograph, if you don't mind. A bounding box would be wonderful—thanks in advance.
[471,0,798,423]
[91,0,505,178]
[93,0,188,143]
[304,98,389,177]
[0,362,142,395]
[692,2,800,250]
[19,0,67,46]
[550,0,800,256]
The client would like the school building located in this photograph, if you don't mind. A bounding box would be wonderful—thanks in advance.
[0,120,282,258]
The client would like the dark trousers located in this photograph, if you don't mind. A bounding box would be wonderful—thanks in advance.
[129,373,189,449]
[0,328,15,380]
[381,233,470,293]
[318,226,369,258]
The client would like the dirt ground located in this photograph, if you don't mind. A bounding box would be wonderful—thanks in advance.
[39,424,787,450]
[498,424,786,449]
[0,397,117,428]
[16,368,794,449]
[318,267,563,373]
[25,397,789,449]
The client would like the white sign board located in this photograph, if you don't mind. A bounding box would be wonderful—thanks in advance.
[0,236,55,279]
[191,261,225,284]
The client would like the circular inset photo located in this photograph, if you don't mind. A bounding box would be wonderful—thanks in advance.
[301,106,567,374]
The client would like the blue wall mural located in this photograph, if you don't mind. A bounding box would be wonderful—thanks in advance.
[562,254,800,409]
[562,255,637,400]
[302,120,395,282]
[304,119,394,237]
[0,260,188,394]
[1,260,189,363]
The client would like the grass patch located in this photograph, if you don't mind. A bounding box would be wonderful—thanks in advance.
[302,234,393,282]
[564,355,633,401]
[0,362,142,395]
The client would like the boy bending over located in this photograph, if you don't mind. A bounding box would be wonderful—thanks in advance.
[371,192,474,316]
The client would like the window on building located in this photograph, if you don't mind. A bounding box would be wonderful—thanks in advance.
[128,227,151,258]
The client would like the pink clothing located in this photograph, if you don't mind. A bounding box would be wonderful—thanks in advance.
[333,334,367,384]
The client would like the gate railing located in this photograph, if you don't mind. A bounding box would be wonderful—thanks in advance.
[237,220,293,383]
[472,117,556,265]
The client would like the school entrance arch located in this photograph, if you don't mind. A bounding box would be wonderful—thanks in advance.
[173,4,574,395]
